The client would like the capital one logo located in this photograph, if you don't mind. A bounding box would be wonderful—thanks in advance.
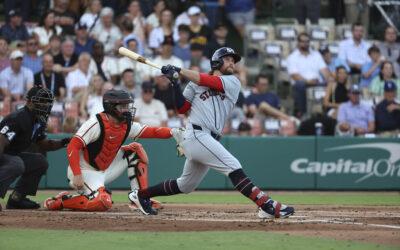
[290,143,400,183]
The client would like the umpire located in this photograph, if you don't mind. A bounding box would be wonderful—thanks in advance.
[0,86,70,210]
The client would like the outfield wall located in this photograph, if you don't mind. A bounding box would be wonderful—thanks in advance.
[42,135,400,190]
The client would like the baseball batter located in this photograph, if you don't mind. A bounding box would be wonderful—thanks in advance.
[129,47,294,219]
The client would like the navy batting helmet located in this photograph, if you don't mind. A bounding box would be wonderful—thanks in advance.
[210,47,241,70]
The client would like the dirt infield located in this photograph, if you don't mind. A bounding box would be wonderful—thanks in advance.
[1,203,399,246]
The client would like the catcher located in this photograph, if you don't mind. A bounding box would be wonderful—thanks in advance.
[44,89,183,214]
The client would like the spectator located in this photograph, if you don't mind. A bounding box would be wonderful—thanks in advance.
[154,75,175,112]
[74,22,96,55]
[375,81,400,134]
[91,7,122,55]
[338,23,371,74]
[323,66,350,119]
[89,41,118,84]
[360,46,382,89]
[62,115,78,133]
[151,37,184,77]
[245,74,280,117]
[205,22,233,59]
[287,32,331,117]
[187,6,212,47]
[0,50,33,101]
[115,68,140,99]
[79,0,102,33]
[337,84,375,136]
[295,0,320,25]
[190,43,210,72]
[48,35,62,58]
[54,38,79,75]
[377,26,400,77]
[80,74,105,119]
[173,5,208,39]
[319,45,350,77]
[3,0,30,22]
[32,10,62,52]
[65,52,92,100]
[22,36,42,74]
[224,0,256,37]
[134,81,168,127]
[0,9,29,42]
[120,17,145,56]
[173,24,191,68]
[52,0,77,36]
[237,121,251,136]
[124,0,147,44]
[369,61,400,101]
[34,53,66,101]
[148,8,174,53]
[0,37,10,72]
[298,105,336,136]
[145,0,166,34]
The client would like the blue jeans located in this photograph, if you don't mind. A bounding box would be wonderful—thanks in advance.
[293,81,307,115]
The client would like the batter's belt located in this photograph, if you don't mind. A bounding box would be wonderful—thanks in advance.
[192,124,221,141]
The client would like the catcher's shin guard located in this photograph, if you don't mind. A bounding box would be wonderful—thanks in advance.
[51,187,112,211]
[123,142,149,189]
[44,191,71,210]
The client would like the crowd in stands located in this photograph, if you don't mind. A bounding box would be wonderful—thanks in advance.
[0,0,399,137]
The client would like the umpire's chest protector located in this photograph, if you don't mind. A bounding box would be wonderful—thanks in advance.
[84,112,131,171]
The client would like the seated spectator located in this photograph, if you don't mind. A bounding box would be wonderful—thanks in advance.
[338,23,371,74]
[65,52,92,100]
[124,0,146,45]
[89,41,118,84]
[149,8,174,54]
[369,61,400,101]
[154,75,174,112]
[48,35,62,58]
[0,50,33,101]
[53,38,79,75]
[0,37,10,72]
[190,43,210,72]
[151,37,184,77]
[245,74,280,117]
[237,121,251,136]
[298,105,336,136]
[205,22,234,59]
[337,84,375,136]
[115,68,140,99]
[187,6,212,47]
[62,116,79,133]
[91,7,122,55]
[287,32,331,117]
[34,53,66,101]
[134,81,168,127]
[360,46,382,88]
[80,74,105,119]
[120,17,144,56]
[74,22,96,55]
[79,0,102,32]
[0,9,29,42]
[323,66,350,118]
[32,10,62,52]
[174,5,208,39]
[224,0,255,38]
[22,36,42,74]
[173,24,191,68]
[377,26,400,77]
[145,0,166,34]
[319,46,350,77]
[52,0,77,36]
[375,81,400,134]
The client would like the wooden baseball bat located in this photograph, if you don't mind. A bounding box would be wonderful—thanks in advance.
[118,47,161,70]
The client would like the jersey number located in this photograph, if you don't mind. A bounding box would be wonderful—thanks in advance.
[0,126,16,141]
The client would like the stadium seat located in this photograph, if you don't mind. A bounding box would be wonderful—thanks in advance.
[335,24,352,40]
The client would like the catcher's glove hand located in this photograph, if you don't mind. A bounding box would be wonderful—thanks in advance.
[171,127,185,157]
[161,64,181,81]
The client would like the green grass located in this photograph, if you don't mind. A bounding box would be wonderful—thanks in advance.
[0,229,397,250]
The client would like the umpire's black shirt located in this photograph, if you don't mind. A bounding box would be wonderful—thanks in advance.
[0,106,46,155]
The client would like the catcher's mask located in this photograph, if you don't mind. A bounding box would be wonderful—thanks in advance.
[26,86,54,124]
[103,89,136,122]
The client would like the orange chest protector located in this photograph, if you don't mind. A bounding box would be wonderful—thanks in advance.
[84,112,131,171]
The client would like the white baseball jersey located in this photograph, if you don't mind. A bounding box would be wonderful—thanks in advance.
[183,75,241,135]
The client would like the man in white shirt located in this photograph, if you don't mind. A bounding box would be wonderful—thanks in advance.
[0,50,33,101]
[338,22,371,74]
[150,37,184,78]
[287,32,331,117]
[65,52,92,100]
[134,81,168,127]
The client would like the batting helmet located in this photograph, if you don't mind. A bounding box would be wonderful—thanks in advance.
[103,89,135,122]
[210,47,241,70]
[26,86,54,124]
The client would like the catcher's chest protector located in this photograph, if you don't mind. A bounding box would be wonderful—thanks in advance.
[84,112,130,171]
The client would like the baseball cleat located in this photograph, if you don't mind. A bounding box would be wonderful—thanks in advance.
[258,199,294,219]
[128,190,157,215]
[129,198,163,211]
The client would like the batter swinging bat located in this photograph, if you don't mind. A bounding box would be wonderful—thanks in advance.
[118,47,179,79]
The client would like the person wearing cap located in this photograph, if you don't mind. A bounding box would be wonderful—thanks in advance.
[148,8,174,53]
[319,46,350,77]
[174,5,208,40]
[91,7,122,55]
[187,6,212,47]
[337,84,375,136]
[369,61,400,101]
[375,81,400,134]
[134,81,168,127]
[0,50,33,101]
[360,46,383,88]
[150,37,184,77]
[0,37,10,72]
[32,10,63,51]
[74,22,96,55]
[0,86,70,210]
[0,9,29,42]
